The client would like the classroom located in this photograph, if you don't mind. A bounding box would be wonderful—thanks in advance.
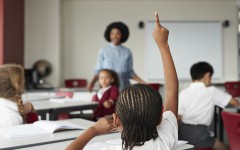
[0,0,240,150]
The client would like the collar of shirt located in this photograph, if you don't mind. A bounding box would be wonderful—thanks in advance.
[0,98,18,111]
[190,82,206,88]
[109,43,122,49]
[97,85,112,99]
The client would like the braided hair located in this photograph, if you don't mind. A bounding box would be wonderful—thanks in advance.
[116,84,162,150]
[0,64,26,123]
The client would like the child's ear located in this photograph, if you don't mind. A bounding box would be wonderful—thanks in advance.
[112,113,120,127]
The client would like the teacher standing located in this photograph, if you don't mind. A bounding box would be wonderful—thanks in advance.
[88,22,146,91]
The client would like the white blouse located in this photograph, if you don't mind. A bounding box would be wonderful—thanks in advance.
[0,98,23,127]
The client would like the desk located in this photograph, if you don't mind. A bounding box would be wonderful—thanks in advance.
[19,137,194,150]
[0,118,194,150]
[0,119,94,150]
[32,100,98,120]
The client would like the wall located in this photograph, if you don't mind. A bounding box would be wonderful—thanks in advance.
[0,0,3,65]
[62,0,239,86]
[25,0,61,87]
[0,0,24,65]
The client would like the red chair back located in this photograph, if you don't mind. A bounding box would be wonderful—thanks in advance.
[65,79,87,88]
[56,91,73,98]
[224,81,240,97]
[148,83,161,91]
[221,111,240,150]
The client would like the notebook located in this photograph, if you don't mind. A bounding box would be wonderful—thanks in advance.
[0,120,86,139]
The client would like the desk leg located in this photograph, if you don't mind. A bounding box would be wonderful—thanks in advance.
[218,107,223,141]
[214,106,217,138]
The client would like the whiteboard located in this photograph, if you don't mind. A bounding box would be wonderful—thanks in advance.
[145,21,223,80]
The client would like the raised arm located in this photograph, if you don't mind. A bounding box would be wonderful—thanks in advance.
[152,12,179,117]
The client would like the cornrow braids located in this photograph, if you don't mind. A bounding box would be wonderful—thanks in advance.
[116,84,162,150]
[16,94,26,123]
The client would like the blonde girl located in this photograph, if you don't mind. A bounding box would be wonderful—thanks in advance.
[0,64,35,127]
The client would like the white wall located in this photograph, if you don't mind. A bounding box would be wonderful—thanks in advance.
[62,0,239,85]
[25,0,61,87]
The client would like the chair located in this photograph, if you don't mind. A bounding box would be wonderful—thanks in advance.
[148,83,161,91]
[55,91,74,120]
[224,81,240,97]
[221,111,240,150]
[65,79,87,88]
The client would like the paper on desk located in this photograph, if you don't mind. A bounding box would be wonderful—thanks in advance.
[0,120,86,139]
[0,124,50,139]
[49,98,82,103]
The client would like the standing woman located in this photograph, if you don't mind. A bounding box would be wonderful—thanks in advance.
[88,22,145,91]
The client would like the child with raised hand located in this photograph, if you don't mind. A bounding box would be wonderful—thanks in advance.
[92,69,119,121]
[66,12,178,150]
[0,64,36,127]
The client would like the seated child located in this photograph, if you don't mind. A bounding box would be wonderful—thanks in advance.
[0,64,37,127]
[92,69,119,120]
[178,61,240,150]
[66,12,179,150]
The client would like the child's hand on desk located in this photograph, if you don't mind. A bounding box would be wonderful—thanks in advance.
[91,116,117,135]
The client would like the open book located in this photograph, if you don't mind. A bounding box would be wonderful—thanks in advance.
[0,120,86,139]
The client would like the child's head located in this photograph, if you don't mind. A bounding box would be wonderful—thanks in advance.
[190,61,214,86]
[104,22,129,45]
[0,64,26,122]
[98,69,119,88]
[113,84,162,150]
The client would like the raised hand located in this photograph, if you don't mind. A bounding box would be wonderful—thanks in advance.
[152,12,169,49]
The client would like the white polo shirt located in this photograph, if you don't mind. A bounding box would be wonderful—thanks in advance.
[178,82,231,126]
[0,98,23,127]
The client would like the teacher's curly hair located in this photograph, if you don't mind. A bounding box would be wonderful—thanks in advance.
[104,22,129,43]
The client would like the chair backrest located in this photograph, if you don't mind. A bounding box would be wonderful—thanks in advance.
[65,79,87,88]
[148,83,161,91]
[55,91,73,98]
[221,111,240,150]
[224,81,240,97]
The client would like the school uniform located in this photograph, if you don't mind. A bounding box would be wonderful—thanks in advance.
[133,111,178,150]
[0,98,23,127]
[92,85,119,120]
[84,111,178,150]
[178,82,231,148]
[94,43,135,91]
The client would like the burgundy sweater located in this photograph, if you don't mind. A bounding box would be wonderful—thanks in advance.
[92,85,119,120]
